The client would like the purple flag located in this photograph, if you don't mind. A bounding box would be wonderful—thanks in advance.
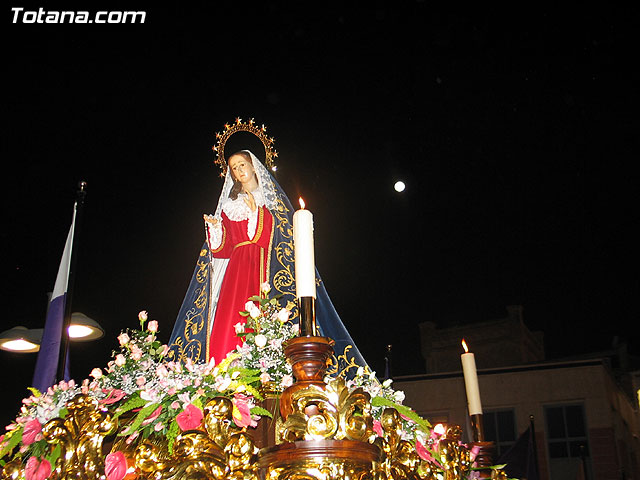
[32,208,76,392]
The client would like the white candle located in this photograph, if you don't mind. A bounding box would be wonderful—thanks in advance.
[461,339,483,415]
[293,198,316,298]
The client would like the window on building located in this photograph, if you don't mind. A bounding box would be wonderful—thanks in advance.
[544,404,589,458]
[483,409,516,457]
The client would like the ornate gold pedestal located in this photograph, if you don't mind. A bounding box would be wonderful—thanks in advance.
[258,440,381,480]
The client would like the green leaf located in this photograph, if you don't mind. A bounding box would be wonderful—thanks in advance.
[117,403,161,437]
[45,444,62,466]
[250,406,273,419]
[114,392,146,419]
[371,397,432,431]
[166,420,180,455]
[0,426,23,459]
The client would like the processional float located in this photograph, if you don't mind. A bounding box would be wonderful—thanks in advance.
[0,119,505,480]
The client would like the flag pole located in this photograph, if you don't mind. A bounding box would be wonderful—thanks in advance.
[56,181,87,382]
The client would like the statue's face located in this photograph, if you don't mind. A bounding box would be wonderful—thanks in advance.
[229,154,255,184]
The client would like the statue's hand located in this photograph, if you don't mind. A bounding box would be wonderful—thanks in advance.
[243,192,257,212]
[203,214,219,226]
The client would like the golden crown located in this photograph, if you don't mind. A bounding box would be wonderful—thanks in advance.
[212,117,278,177]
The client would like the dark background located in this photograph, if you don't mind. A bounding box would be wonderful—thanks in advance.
[2,5,638,428]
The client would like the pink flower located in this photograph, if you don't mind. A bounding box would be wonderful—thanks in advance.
[117,333,130,346]
[373,419,383,437]
[141,406,162,426]
[136,376,146,387]
[147,320,158,333]
[259,372,271,384]
[280,374,293,388]
[24,456,51,480]
[104,451,128,480]
[90,368,103,379]
[115,354,126,367]
[415,440,443,468]
[130,345,143,361]
[100,389,126,405]
[138,310,148,322]
[22,419,42,446]
[232,394,257,428]
[176,404,203,431]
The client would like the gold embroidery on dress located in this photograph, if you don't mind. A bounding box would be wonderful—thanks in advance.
[167,249,209,364]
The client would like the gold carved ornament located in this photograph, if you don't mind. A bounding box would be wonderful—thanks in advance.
[109,397,259,480]
[279,378,373,443]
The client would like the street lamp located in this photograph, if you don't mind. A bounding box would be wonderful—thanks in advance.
[0,313,104,353]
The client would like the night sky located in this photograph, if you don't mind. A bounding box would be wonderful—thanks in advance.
[2,5,638,427]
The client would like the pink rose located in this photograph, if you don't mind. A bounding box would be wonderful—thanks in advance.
[117,333,130,346]
[90,368,103,379]
[24,456,51,480]
[176,404,203,431]
[136,376,146,387]
[115,354,126,367]
[130,345,143,361]
[138,310,148,322]
[147,320,158,333]
[104,451,128,480]
[280,374,293,388]
[22,419,42,446]
[232,394,257,428]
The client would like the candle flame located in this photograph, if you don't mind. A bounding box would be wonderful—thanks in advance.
[299,197,306,209]
[461,339,469,353]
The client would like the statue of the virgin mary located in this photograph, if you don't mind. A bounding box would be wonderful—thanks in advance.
[167,121,367,378]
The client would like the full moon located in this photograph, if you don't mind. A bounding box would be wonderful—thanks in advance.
[394,181,406,192]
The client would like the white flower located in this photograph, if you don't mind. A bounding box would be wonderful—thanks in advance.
[254,334,268,348]
[89,368,102,379]
[276,308,291,323]
[393,390,405,403]
[233,322,245,334]
[138,310,148,322]
[249,304,261,319]
[260,282,271,294]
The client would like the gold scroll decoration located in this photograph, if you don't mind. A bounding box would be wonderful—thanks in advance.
[279,377,373,443]
[166,249,209,364]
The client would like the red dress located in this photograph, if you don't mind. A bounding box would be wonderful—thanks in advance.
[207,206,273,364]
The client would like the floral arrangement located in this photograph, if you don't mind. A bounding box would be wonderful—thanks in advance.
[234,282,297,391]
[0,309,271,477]
[0,286,505,480]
